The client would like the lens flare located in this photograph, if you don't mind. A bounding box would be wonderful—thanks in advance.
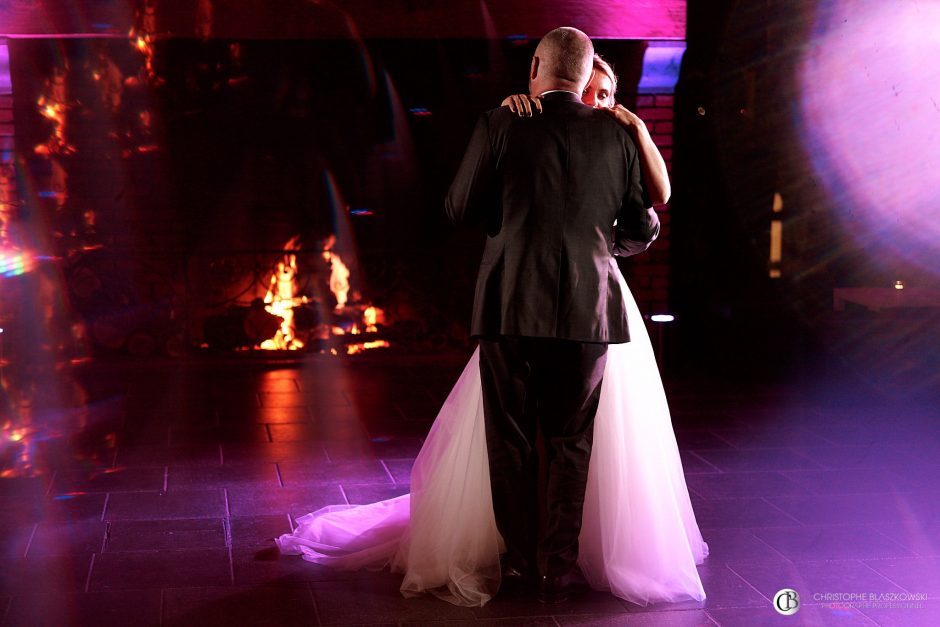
[799,0,940,274]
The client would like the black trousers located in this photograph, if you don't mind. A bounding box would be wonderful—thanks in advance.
[478,336,608,578]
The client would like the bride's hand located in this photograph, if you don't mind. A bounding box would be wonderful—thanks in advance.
[603,104,646,133]
[501,94,542,117]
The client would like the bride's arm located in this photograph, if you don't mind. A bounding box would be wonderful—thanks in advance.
[500,94,542,117]
[604,105,671,206]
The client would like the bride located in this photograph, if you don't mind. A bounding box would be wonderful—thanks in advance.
[277,54,709,608]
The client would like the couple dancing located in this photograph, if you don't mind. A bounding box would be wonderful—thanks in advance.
[277,27,708,607]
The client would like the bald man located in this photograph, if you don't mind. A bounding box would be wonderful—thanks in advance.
[446,27,659,603]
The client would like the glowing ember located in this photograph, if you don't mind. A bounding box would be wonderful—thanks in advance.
[35,67,73,154]
[0,164,15,243]
[346,340,391,355]
[1,422,35,477]
[129,2,161,85]
[363,306,384,332]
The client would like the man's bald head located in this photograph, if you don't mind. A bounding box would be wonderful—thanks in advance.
[529,27,594,95]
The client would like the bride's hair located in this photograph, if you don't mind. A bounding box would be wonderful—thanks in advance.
[592,54,618,105]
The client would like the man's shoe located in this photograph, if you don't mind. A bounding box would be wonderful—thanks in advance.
[538,575,570,604]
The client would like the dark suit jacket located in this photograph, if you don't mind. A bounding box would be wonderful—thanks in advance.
[445,91,660,343]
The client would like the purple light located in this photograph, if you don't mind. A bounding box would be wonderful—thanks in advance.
[799,0,940,274]
[638,42,685,95]
[0,41,10,95]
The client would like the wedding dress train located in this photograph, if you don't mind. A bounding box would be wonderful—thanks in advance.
[277,279,708,607]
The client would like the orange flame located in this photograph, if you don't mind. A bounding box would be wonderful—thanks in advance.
[260,237,307,350]
[346,340,391,355]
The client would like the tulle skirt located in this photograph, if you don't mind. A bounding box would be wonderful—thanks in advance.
[277,286,708,607]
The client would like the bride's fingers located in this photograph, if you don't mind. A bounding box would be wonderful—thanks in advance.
[533,97,543,114]
[519,95,532,117]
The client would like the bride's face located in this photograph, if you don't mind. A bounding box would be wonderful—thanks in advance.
[582,71,613,109]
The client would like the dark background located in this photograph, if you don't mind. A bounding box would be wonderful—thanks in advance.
[3,0,938,400]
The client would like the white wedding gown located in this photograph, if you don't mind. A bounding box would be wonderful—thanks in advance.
[277,277,709,607]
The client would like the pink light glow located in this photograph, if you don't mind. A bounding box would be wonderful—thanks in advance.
[799,0,940,273]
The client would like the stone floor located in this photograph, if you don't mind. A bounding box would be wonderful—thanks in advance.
[1,350,938,626]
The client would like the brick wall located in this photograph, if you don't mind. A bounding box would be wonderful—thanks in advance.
[622,93,674,316]
[0,39,14,246]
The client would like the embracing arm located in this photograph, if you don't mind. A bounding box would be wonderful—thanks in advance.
[613,207,660,257]
[613,135,661,258]
[500,94,542,117]
[604,105,671,206]
[445,113,497,226]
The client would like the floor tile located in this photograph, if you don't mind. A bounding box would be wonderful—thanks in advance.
[277,460,391,486]
[705,604,877,626]
[3,589,162,627]
[167,463,280,488]
[0,554,93,595]
[769,493,923,526]
[790,445,932,470]
[27,521,107,557]
[231,543,360,585]
[709,426,834,449]
[268,422,370,442]
[727,559,906,605]
[104,489,227,520]
[324,438,425,462]
[342,484,410,505]
[114,444,222,467]
[693,449,823,473]
[690,498,800,529]
[88,547,231,589]
[751,526,914,561]
[555,611,718,626]
[0,523,34,559]
[310,576,476,624]
[162,584,317,627]
[49,467,165,495]
[105,518,226,551]
[854,600,940,627]
[781,468,912,495]
[383,459,414,485]
[260,390,349,408]
[695,528,788,565]
[229,514,293,547]
[685,472,803,500]
[861,556,940,595]
[3,353,936,626]
[221,441,329,464]
[168,423,271,445]
[227,484,346,518]
[217,406,312,424]
[870,521,940,557]
[403,619,559,627]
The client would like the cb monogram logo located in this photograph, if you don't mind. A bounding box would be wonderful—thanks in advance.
[774,588,800,616]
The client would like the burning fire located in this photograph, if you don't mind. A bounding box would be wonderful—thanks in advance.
[255,236,388,354]
[261,236,307,350]
[325,249,350,309]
